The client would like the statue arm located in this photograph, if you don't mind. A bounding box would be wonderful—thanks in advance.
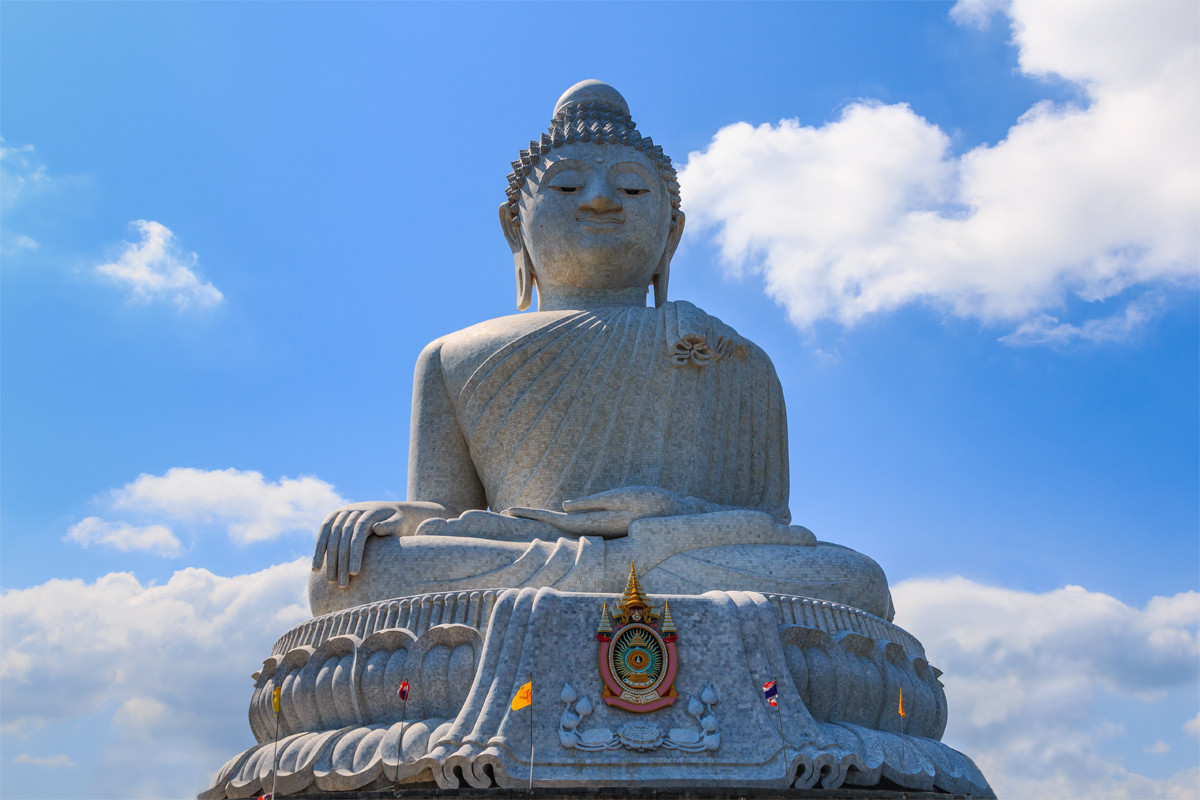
[406,337,488,513]
[312,339,488,588]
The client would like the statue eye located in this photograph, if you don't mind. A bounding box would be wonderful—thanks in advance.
[619,188,649,197]
[551,186,580,194]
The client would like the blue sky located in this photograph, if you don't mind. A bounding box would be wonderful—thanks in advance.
[2,2,1197,798]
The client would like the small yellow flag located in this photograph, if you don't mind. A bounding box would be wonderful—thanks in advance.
[511,681,532,711]
[898,686,906,718]
[272,686,282,714]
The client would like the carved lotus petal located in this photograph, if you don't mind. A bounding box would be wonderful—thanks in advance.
[687,696,704,717]
[575,693,592,716]
[700,685,718,706]
[618,721,663,751]
[668,727,701,745]
[560,682,577,704]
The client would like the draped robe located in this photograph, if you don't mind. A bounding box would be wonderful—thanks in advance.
[442,301,790,520]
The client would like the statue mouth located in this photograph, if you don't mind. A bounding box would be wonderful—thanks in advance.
[577,215,624,229]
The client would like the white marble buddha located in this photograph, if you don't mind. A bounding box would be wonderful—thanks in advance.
[308,81,892,620]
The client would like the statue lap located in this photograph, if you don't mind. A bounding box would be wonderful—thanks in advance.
[309,508,894,620]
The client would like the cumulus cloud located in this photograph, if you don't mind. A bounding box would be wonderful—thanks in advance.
[0,559,310,797]
[13,754,75,768]
[104,467,346,545]
[64,516,182,557]
[894,577,1200,799]
[95,220,223,309]
[679,0,1199,342]
[113,696,170,729]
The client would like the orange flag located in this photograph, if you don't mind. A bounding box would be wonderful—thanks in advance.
[511,681,532,710]
[898,686,906,718]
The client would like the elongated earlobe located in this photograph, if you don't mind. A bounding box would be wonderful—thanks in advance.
[516,249,535,311]
[499,202,535,311]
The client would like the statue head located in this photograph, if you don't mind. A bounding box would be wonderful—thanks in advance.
[500,80,685,310]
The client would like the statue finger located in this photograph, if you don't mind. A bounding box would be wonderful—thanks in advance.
[337,510,361,588]
[325,509,351,583]
[507,506,568,523]
[511,507,629,536]
[563,510,633,535]
[312,510,337,571]
[372,511,407,537]
[349,508,391,576]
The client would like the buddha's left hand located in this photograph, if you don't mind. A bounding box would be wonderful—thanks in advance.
[507,486,705,537]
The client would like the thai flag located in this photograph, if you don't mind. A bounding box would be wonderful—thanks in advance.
[762,680,778,707]
[398,680,410,702]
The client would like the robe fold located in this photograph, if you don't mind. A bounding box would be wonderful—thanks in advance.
[451,301,790,521]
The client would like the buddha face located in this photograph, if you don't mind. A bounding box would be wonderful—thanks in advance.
[514,142,675,294]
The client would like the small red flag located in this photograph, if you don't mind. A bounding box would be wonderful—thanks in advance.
[398,680,410,702]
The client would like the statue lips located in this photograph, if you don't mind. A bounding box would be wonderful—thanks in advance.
[576,214,624,232]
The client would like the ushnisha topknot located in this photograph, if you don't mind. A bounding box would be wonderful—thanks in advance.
[505,80,682,225]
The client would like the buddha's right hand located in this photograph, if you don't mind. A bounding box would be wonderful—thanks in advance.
[312,501,451,588]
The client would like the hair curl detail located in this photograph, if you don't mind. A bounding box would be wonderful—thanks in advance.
[505,100,682,225]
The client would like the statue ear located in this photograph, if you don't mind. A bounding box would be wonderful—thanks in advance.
[499,203,535,311]
[653,212,685,308]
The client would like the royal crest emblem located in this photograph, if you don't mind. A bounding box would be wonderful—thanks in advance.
[595,564,678,712]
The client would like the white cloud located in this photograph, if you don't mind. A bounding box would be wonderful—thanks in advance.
[1,140,50,254]
[679,1,1199,342]
[13,753,75,768]
[64,516,182,557]
[0,559,310,797]
[96,220,223,309]
[113,696,170,729]
[893,577,1200,799]
[948,0,1009,30]
[11,233,39,251]
[1186,711,1200,738]
[999,294,1162,347]
[1146,740,1172,755]
[106,467,346,545]
[0,139,48,211]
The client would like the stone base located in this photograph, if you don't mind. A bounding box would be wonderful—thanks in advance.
[201,589,993,799]
[260,789,987,800]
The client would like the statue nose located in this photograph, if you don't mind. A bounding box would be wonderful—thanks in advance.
[578,183,622,214]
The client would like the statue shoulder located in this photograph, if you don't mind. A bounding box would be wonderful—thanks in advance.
[662,300,776,371]
[420,311,581,395]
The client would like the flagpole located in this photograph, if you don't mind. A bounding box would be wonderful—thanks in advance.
[399,695,407,787]
[270,689,280,800]
[776,704,787,787]
[394,679,410,791]
[899,685,906,783]
[528,673,535,794]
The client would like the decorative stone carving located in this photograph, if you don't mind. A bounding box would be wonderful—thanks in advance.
[559,681,719,752]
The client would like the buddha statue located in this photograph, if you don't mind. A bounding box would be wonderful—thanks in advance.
[308,80,893,621]
[205,81,994,800]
